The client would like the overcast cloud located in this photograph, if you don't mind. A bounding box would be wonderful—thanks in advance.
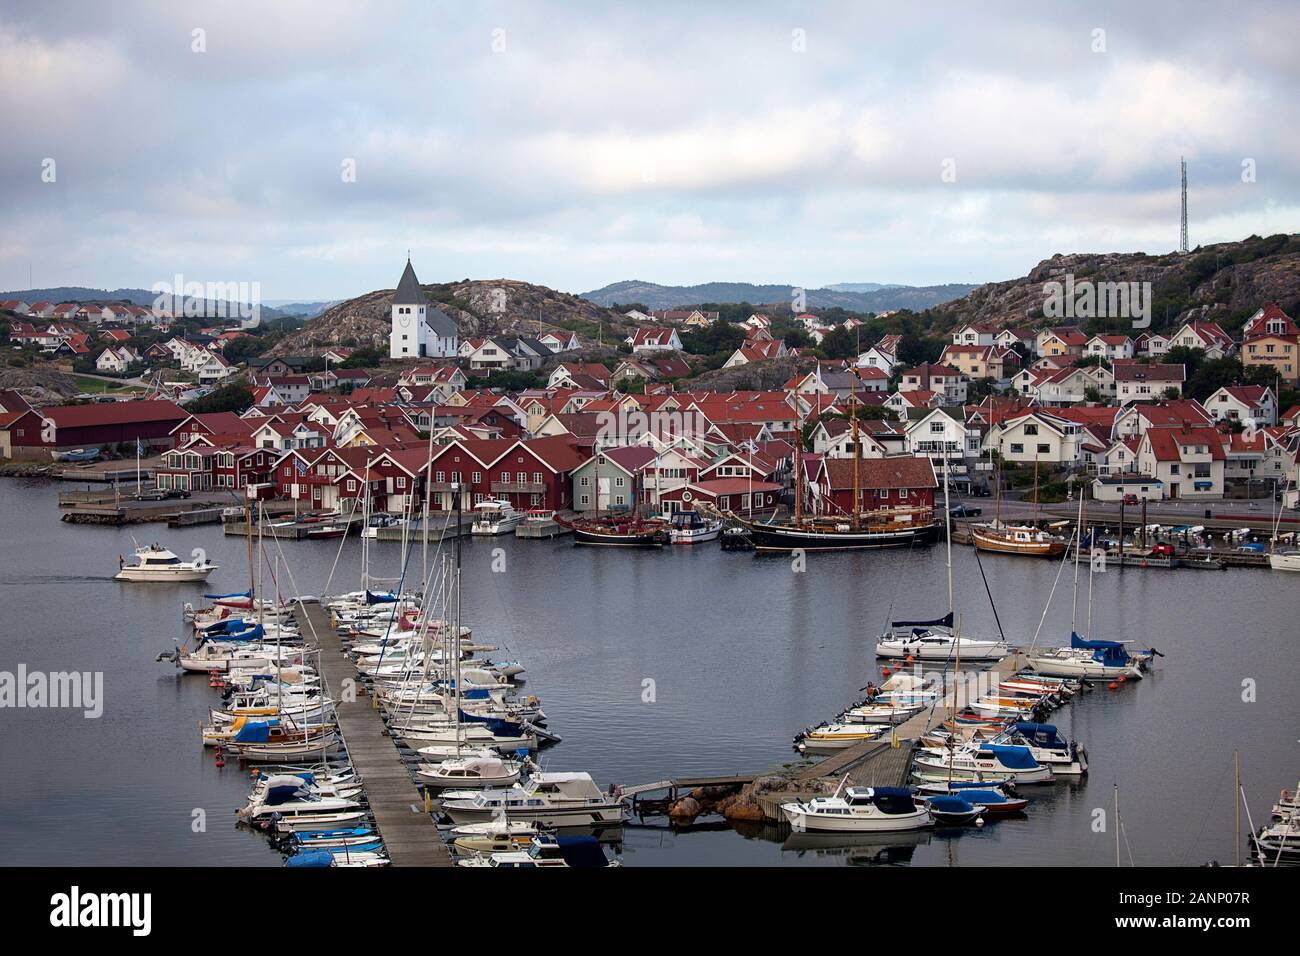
[3,0,1298,299]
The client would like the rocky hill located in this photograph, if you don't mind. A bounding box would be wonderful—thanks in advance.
[582,279,976,313]
[273,279,631,355]
[0,366,82,405]
[920,234,1300,335]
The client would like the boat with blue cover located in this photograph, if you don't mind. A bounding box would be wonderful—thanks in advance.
[1025,633,1145,681]
[922,793,985,825]
[914,743,1055,784]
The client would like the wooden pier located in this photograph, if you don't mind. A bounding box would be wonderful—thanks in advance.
[296,600,453,867]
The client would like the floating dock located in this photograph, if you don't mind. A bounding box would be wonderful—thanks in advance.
[515,520,570,539]
[295,600,453,868]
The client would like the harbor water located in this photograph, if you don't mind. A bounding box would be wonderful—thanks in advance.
[0,478,1295,866]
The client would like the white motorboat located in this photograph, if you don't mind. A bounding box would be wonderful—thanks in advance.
[471,500,523,536]
[1001,721,1088,776]
[115,544,217,582]
[415,754,523,790]
[1269,549,1300,572]
[913,743,1055,784]
[667,511,723,544]
[841,701,925,725]
[440,772,625,827]
[449,820,539,854]
[457,833,619,867]
[782,784,933,833]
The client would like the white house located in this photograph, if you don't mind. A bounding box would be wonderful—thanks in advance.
[389,258,459,360]
[1135,426,1225,499]
[1084,334,1134,361]
[1204,385,1277,428]
[538,330,580,353]
[1114,363,1185,404]
[984,411,1084,466]
[1168,320,1233,359]
[627,327,683,353]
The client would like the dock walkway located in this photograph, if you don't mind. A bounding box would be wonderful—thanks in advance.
[298,601,452,867]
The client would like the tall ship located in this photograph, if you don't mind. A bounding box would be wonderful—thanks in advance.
[724,372,938,552]
[553,452,668,547]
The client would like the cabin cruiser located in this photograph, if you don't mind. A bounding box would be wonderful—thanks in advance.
[449,820,540,854]
[237,774,361,822]
[115,544,218,582]
[913,743,1055,784]
[415,754,525,790]
[999,722,1088,776]
[782,785,933,832]
[457,834,619,868]
[1253,814,1300,862]
[439,772,625,827]
[471,500,523,536]
[667,510,723,544]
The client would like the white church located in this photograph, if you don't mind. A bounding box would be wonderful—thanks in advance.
[389,258,460,359]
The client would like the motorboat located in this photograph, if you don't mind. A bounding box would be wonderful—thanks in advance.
[457,834,619,868]
[914,781,1029,815]
[667,510,723,544]
[1001,722,1088,776]
[448,820,540,854]
[781,785,933,832]
[841,701,925,725]
[794,721,888,753]
[1253,815,1300,862]
[471,500,524,536]
[913,743,1055,784]
[115,544,218,582]
[415,754,524,790]
[439,772,625,828]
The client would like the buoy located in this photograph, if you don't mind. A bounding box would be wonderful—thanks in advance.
[882,667,892,677]
[1108,681,1119,690]
[215,748,225,768]
[1118,675,1127,684]
[905,654,915,664]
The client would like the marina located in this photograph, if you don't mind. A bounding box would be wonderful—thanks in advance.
[1,477,1295,867]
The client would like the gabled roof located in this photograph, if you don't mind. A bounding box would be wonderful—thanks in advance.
[393,259,428,306]
[822,455,937,491]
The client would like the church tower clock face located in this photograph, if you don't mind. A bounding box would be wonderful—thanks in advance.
[398,313,411,327]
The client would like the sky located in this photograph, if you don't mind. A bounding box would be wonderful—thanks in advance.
[3,0,1298,300]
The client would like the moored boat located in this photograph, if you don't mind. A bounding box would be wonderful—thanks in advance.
[115,543,218,582]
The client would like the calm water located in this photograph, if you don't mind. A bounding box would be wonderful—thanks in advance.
[1,479,1296,866]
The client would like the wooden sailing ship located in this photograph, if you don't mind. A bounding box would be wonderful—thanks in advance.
[726,369,938,552]
[971,456,1066,558]
[555,452,668,547]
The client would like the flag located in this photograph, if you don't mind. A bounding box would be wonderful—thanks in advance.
[136,438,143,457]
[294,458,307,476]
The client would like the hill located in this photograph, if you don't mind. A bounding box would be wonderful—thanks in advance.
[580,279,976,313]
[917,234,1300,336]
[272,278,632,355]
[0,286,293,322]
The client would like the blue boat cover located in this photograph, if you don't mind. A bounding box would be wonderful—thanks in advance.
[1015,722,1065,747]
[554,835,610,868]
[980,744,1040,770]
[285,850,334,868]
[928,794,975,812]
[233,719,280,743]
[203,589,252,600]
[1070,632,1131,666]
[952,789,1007,804]
[890,611,954,629]
[364,590,398,605]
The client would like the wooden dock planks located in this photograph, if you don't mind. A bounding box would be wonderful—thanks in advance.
[297,601,453,867]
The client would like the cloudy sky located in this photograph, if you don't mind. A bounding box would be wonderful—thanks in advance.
[3,0,1298,300]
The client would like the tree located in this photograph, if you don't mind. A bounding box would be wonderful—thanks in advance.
[817,326,857,360]
[185,382,254,413]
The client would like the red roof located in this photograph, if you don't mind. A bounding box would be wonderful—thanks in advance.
[42,399,187,429]
[822,456,937,491]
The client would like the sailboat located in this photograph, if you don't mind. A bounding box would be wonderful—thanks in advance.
[876,456,1010,661]
[972,456,1067,557]
[555,451,669,546]
[729,369,938,551]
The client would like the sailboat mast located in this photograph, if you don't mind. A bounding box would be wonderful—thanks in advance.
[244,489,254,600]
[943,454,953,617]
[794,399,804,526]
[1032,454,1039,524]
[851,366,860,530]
[1234,750,1241,868]
[1071,491,1083,634]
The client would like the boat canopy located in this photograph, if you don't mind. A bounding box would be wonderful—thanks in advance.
[233,719,280,743]
[890,612,954,629]
[552,835,610,868]
[284,850,335,868]
[203,589,252,600]
[949,788,1008,804]
[1014,722,1067,748]
[364,590,398,605]
[1069,632,1131,666]
[928,794,976,813]
[980,744,1040,769]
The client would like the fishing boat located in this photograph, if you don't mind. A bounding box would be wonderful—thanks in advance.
[556,513,668,547]
[667,510,723,544]
[439,772,625,828]
[973,457,1066,557]
[115,543,218,582]
[471,499,524,536]
[971,522,1067,557]
[782,782,934,833]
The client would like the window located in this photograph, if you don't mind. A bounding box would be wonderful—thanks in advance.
[471,471,481,483]
[532,472,543,484]
[1010,443,1024,454]
[1037,444,1050,455]
[579,494,589,506]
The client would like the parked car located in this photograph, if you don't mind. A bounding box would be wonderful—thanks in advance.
[949,504,982,518]
[164,489,191,499]
[1121,494,1139,505]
